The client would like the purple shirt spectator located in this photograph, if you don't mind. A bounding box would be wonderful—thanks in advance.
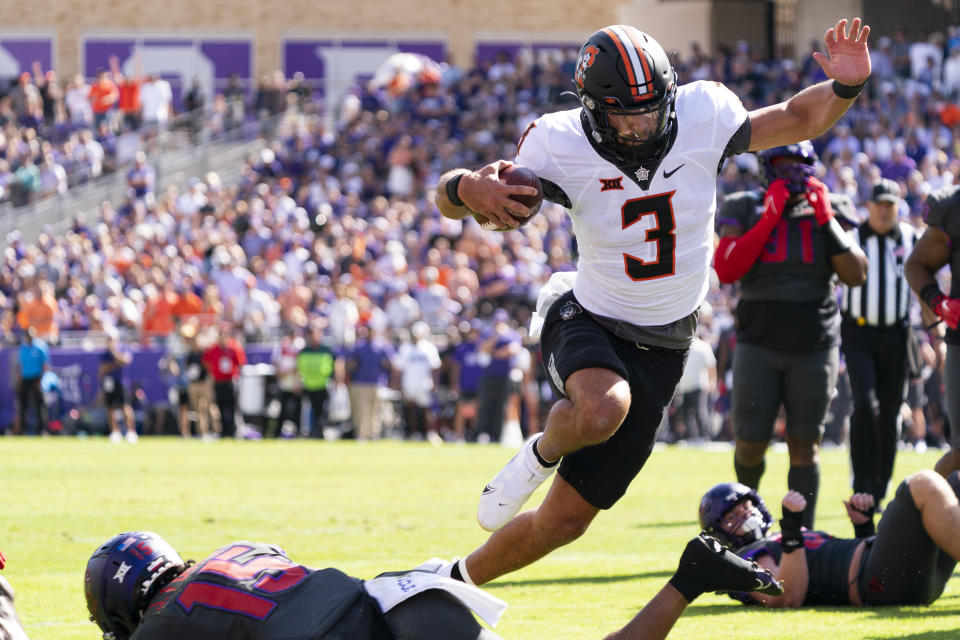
[126,151,156,198]
[482,323,521,378]
[347,337,396,386]
[879,150,917,182]
[452,339,484,395]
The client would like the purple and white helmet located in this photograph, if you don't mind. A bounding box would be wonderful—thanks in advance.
[698,482,774,549]
[757,141,818,196]
[85,532,185,640]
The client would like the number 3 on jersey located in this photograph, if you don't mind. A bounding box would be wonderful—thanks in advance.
[622,191,676,281]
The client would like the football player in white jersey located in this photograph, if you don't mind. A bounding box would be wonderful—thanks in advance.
[434,18,871,587]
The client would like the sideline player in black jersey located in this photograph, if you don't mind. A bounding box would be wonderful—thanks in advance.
[699,470,960,607]
[905,184,960,478]
[80,531,779,640]
[713,142,868,528]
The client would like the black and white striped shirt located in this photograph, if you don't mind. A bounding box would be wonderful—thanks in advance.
[841,221,917,328]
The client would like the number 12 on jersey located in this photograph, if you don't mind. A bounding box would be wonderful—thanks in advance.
[622,191,677,281]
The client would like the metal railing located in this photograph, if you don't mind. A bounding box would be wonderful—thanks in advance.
[0,110,299,248]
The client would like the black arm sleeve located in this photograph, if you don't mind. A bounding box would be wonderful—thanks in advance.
[723,118,752,158]
[541,178,572,209]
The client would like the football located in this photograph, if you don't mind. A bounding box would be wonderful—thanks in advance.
[472,164,544,231]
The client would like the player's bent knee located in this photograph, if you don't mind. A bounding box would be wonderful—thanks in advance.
[907,469,945,506]
[787,449,818,467]
[734,440,768,466]
[947,471,960,500]
[573,389,630,444]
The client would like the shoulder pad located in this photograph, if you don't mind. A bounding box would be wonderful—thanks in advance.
[829,193,860,228]
[718,190,761,228]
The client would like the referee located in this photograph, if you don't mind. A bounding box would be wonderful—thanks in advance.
[840,179,917,507]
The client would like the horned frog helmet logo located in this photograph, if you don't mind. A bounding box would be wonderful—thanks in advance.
[575,45,600,89]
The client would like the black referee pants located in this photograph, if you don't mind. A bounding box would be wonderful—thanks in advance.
[841,320,908,504]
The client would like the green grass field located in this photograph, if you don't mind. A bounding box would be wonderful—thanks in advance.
[2,438,958,639]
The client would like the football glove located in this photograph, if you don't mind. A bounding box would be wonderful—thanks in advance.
[803,177,834,226]
[761,179,790,223]
[932,294,960,330]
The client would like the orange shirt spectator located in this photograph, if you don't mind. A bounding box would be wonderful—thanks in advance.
[16,286,58,342]
[117,77,141,114]
[117,75,142,130]
[940,101,960,128]
[88,71,119,121]
[172,289,203,319]
[110,53,142,128]
[142,287,177,337]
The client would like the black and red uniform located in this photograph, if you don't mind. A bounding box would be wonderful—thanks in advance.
[134,542,496,640]
[729,472,960,606]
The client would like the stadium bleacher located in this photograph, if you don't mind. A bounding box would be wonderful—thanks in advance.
[0,29,957,447]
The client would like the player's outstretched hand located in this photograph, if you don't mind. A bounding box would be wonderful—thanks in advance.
[843,493,875,525]
[782,490,807,514]
[804,177,835,226]
[459,160,539,230]
[762,179,790,223]
[812,17,871,87]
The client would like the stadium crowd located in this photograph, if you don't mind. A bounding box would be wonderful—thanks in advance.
[0,56,311,209]
[1,25,959,449]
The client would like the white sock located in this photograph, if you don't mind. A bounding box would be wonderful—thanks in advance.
[457,558,476,585]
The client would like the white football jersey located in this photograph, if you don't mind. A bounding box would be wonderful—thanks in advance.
[516,80,747,326]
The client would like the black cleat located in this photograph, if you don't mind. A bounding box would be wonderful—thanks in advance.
[678,534,783,596]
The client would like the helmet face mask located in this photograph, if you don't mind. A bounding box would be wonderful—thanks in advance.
[587,100,672,149]
[699,483,774,549]
[576,25,678,164]
[757,141,818,197]
[85,532,185,640]
[721,502,769,542]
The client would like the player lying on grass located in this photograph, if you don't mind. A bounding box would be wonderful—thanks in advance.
[76,531,778,640]
[699,470,960,607]
[0,551,28,640]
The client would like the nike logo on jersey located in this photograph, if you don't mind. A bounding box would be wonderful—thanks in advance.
[663,164,685,179]
[599,177,624,191]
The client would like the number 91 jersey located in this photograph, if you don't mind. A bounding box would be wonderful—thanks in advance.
[516,80,748,326]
